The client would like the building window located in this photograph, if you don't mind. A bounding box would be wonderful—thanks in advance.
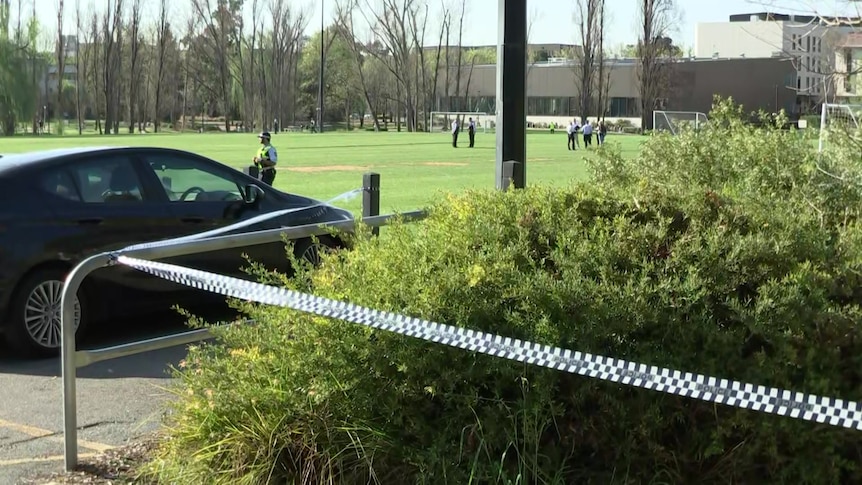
[609,97,638,117]
[806,36,811,52]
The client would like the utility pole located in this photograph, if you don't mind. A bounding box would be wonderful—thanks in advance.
[318,0,325,133]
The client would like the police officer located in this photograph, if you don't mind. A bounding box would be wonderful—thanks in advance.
[253,131,278,185]
[468,117,476,148]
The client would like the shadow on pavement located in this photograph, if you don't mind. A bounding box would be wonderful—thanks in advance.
[0,306,236,378]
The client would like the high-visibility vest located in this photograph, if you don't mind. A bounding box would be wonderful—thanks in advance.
[257,144,272,161]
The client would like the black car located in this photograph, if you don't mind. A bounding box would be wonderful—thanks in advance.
[0,146,352,357]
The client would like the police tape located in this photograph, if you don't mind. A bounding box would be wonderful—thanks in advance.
[122,188,363,252]
[116,255,862,432]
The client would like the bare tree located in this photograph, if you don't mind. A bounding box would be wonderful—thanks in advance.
[574,0,601,117]
[74,0,83,133]
[102,0,124,134]
[188,0,237,132]
[56,0,65,133]
[267,0,307,129]
[88,8,103,133]
[335,0,383,130]
[231,0,259,129]
[449,0,466,114]
[594,0,608,121]
[153,0,170,132]
[358,0,423,132]
[636,0,677,131]
[127,0,142,132]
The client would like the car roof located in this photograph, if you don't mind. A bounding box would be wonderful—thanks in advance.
[0,146,134,175]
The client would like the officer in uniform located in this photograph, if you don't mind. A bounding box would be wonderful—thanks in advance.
[253,131,278,185]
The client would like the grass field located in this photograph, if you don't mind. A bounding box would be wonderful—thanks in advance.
[0,130,645,214]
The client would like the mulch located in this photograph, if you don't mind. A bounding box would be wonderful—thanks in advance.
[18,438,158,485]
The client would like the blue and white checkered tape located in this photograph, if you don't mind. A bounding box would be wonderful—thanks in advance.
[117,255,862,432]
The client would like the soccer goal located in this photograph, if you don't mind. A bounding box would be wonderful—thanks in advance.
[429,111,490,134]
[653,110,708,135]
[818,103,862,152]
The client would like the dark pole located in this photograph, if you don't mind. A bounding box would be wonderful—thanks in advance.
[495,0,527,190]
[318,0,325,133]
[362,172,381,236]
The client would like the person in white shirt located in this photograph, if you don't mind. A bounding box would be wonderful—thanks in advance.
[567,120,577,150]
[582,119,593,147]
[451,118,460,148]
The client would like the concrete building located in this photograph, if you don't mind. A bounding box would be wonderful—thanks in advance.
[833,33,862,100]
[695,12,862,111]
[437,56,797,128]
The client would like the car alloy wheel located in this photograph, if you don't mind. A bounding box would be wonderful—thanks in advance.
[299,243,324,266]
[23,279,81,350]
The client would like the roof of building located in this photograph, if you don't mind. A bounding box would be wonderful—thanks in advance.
[729,11,862,26]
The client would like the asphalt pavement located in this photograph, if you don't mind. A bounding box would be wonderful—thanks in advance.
[0,312,207,484]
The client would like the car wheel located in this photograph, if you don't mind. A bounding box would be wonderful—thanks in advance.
[294,235,341,267]
[5,267,88,358]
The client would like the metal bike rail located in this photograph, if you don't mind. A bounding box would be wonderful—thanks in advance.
[60,174,426,470]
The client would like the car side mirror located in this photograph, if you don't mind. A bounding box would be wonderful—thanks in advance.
[244,184,265,204]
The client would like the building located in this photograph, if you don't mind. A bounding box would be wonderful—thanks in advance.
[436,56,797,127]
[833,33,862,100]
[695,12,862,111]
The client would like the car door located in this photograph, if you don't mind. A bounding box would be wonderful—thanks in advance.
[133,150,288,277]
[36,152,181,291]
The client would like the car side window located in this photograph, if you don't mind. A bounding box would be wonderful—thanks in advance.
[39,169,82,202]
[141,154,244,203]
[60,156,145,203]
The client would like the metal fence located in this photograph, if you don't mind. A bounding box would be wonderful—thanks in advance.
[60,172,426,471]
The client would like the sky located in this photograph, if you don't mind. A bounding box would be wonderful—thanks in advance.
[17,0,862,50]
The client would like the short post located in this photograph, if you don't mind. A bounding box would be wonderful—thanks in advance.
[501,161,520,192]
[362,172,380,236]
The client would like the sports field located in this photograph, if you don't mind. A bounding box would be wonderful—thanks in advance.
[0,130,645,213]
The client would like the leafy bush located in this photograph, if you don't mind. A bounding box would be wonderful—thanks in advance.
[144,98,862,484]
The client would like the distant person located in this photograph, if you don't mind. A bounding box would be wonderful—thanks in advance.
[566,120,577,150]
[550,121,556,134]
[451,117,460,148]
[582,119,593,147]
[468,117,476,148]
[309,118,316,133]
[253,131,278,185]
[573,119,581,148]
[598,120,607,145]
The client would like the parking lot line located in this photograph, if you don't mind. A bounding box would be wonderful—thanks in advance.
[0,418,114,452]
[0,452,99,466]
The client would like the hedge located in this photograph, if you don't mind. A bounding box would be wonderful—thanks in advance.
[143,98,862,484]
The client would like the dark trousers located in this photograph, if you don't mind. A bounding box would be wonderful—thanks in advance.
[452,131,459,147]
[468,129,475,147]
[584,134,592,146]
[567,133,576,150]
[261,168,276,185]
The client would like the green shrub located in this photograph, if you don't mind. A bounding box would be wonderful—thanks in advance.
[144,98,862,484]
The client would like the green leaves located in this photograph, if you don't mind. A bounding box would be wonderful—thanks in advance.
[148,98,862,484]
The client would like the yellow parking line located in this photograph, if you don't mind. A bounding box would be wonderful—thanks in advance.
[0,418,114,452]
[0,452,99,466]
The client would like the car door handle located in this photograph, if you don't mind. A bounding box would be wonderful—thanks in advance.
[181,216,205,223]
[77,218,103,225]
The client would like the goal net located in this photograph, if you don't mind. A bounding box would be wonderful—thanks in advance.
[429,112,490,134]
[818,103,862,152]
[653,110,708,135]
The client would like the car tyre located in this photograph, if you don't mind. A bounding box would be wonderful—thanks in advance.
[5,267,89,358]
[294,235,341,267]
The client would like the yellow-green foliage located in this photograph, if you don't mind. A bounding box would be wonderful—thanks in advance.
[144,98,862,485]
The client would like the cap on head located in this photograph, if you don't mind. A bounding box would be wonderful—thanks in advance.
[258,131,271,140]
